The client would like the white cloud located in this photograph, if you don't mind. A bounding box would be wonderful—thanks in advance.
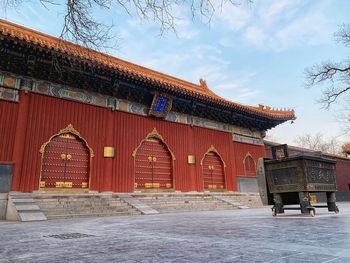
[234,89,260,100]
[216,0,334,51]
[213,73,260,102]
[243,26,266,47]
[274,12,331,50]
[175,19,200,40]
[214,1,251,31]
[262,0,303,25]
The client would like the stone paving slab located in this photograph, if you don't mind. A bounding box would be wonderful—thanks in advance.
[1,203,350,262]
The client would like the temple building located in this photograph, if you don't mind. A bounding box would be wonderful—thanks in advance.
[0,19,295,194]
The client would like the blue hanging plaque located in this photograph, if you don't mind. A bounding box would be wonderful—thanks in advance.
[149,93,173,118]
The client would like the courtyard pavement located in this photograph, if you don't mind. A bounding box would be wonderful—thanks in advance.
[1,203,350,263]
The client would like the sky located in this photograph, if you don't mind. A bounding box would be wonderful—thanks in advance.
[1,0,350,145]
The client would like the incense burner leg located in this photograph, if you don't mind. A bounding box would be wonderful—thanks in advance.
[273,193,284,214]
[326,192,337,212]
[299,192,310,214]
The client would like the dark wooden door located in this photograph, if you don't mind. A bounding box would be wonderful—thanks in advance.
[135,138,172,189]
[152,139,172,189]
[40,133,89,189]
[203,152,225,190]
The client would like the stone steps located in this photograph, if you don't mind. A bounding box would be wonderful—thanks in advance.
[6,192,263,220]
[33,194,141,220]
[132,193,237,213]
[7,193,47,221]
[116,193,159,215]
[42,206,136,213]
[47,211,140,220]
[37,202,130,208]
[211,193,263,208]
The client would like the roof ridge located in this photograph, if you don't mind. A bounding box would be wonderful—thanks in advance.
[0,19,202,90]
[0,19,296,120]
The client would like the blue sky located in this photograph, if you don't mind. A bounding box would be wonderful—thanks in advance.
[1,0,349,145]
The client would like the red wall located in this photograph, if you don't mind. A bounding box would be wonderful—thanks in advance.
[335,161,350,192]
[108,114,237,192]
[0,100,18,161]
[233,141,265,177]
[1,91,263,192]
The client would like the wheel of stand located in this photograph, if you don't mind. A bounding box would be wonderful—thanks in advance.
[272,208,277,217]
[309,209,315,217]
[335,207,339,214]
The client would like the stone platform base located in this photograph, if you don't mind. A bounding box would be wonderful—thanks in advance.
[2,191,263,221]
[0,193,8,220]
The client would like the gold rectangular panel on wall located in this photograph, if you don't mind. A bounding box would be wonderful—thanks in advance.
[82,182,88,188]
[145,183,160,188]
[187,155,196,164]
[56,182,65,188]
[104,147,115,158]
[64,182,73,188]
[39,181,45,188]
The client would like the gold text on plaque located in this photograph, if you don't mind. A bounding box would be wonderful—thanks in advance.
[187,155,196,164]
[104,147,115,158]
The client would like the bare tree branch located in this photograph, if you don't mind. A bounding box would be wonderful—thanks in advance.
[294,133,342,155]
[305,23,350,109]
[336,23,350,47]
[61,0,115,49]
[1,0,252,50]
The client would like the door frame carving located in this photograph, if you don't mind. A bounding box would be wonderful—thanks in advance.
[132,128,175,190]
[200,145,226,167]
[38,124,94,190]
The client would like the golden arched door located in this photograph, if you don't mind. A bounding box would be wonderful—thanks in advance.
[40,133,90,189]
[134,138,173,189]
[202,151,225,190]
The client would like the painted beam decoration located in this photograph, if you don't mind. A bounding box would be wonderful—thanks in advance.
[149,93,173,118]
[0,74,19,102]
[0,71,263,145]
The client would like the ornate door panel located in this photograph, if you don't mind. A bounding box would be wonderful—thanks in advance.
[203,152,225,190]
[64,135,89,188]
[135,138,172,189]
[40,133,89,189]
[152,140,172,189]
[40,136,67,188]
[135,140,154,189]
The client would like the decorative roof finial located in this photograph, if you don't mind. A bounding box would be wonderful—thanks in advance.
[342,143,350,155]
[199,78,208,89]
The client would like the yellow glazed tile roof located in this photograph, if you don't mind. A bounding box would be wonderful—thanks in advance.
[0,19,295,121]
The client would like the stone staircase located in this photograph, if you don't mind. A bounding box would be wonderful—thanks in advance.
[131,192,238,213]
[211,192,263,208]
[33,193,141,220]
[6,192,264,221]
[7,193,47,221]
